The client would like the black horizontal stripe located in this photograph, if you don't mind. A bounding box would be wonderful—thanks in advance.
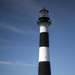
[40,32,49,47]
[38,62,51,75]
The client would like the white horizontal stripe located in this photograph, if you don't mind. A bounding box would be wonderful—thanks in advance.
[39,47,50,62]
[40,25,48,33]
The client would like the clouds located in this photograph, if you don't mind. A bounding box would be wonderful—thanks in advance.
[0,23,25,34]
[0,61,36,67]
[0,0,40,20]
[0,1,38,73]
[0,0,39,36]
[11,0,40,12]
[0,22,38,35]
[0,38,18,45]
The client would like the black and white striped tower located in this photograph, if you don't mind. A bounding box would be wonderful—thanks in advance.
[37,7,51,75]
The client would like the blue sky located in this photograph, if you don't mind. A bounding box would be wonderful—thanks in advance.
[0,0,75,75]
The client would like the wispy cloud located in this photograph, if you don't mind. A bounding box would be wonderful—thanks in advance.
[11,0,40,12]
[0,0,39,35]
[5,0,40,21]
[0,23,38,35]
[0,23,28,34]
[0,0,40,23]
[0,38,18,44]
[0,61,36,67]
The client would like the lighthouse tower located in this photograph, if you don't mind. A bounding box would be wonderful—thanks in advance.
[37,7,51,75]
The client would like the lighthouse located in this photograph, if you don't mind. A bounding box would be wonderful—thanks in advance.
[37,7,51,75]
